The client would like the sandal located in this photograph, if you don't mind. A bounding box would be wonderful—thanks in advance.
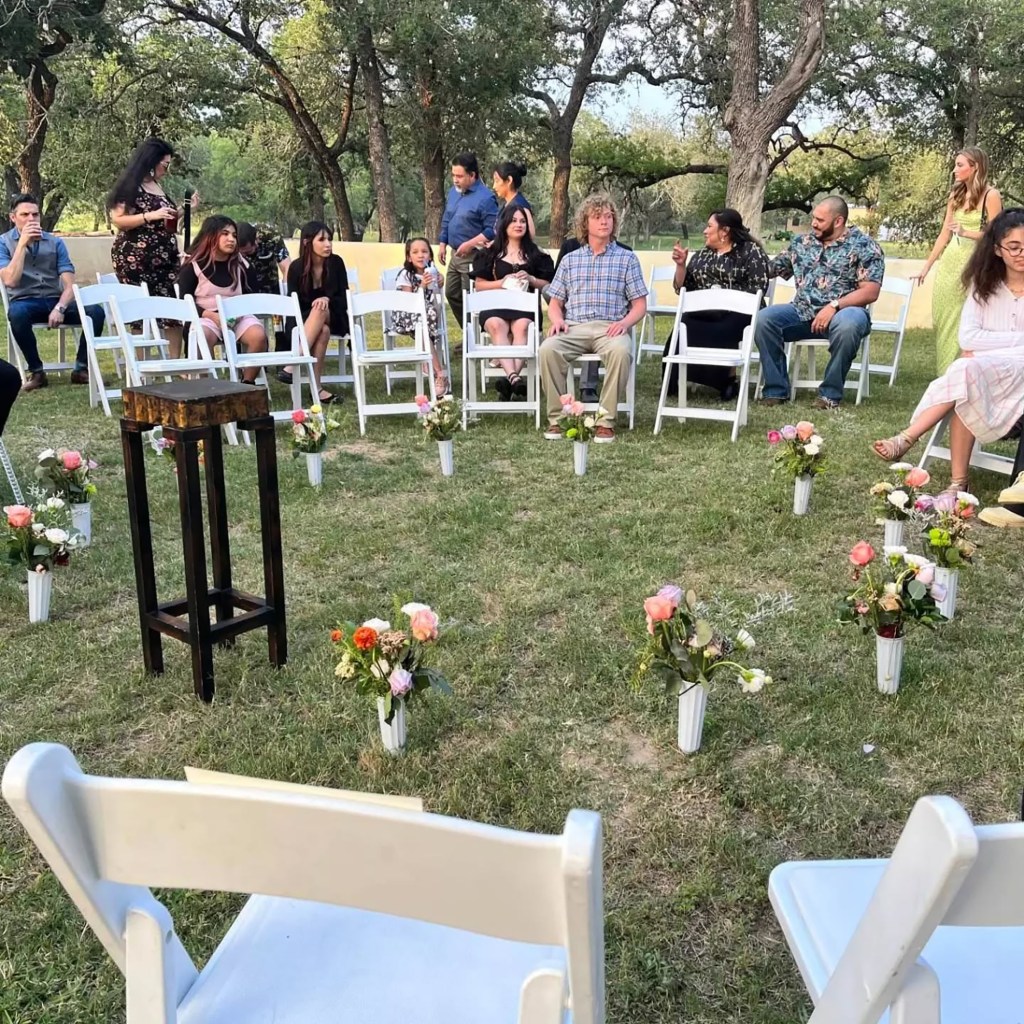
[318,390,338,405]
[938,477,969,502]
[872,431,916,461]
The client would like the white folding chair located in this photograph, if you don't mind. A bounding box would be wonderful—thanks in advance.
[72,282,150,415]
[636,264,678,363]
[1,278,77,382]
[786,329,871,406]
[109,293,237,445]
[215,293,319,426]
[96,272,120,285]
[350,288,434,435]
[4,742,605,1024]
[462,290,542,429]
[566,330,639,430]
[320,267,359,388]
[917,410,1016,478]
[654,288,763,442]
[850,276,915,388]
[381,268,451,395]
[770,793,1024,1024]
[0,437,24,503]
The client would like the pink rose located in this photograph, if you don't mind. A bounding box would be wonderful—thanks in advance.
[643,594,676,634]
[559,394,573,407]
[916,563,935,585]
[657,584,683,607]
[767,430,782,444]
[415,394,431,411]
[4,504,33,529]
[291,409,306,424]
[409,607,439,642]
[389,667,413,696]
[915,495,935,512]
[796,421,815,442]
[934,492,956,512]
[570,401,585,416]
[781,425,798,440]
[849,541,875,566]
[62,451,82,470]
[905,468,930,488]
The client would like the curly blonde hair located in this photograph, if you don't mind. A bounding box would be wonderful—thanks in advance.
[574,193,618,246]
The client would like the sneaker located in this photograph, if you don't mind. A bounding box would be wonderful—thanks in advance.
[594,426,616,443]
[70,369,90,385]
[997,472,1024,505]
[580,388,599,403]
[813,395,841,410]
[543,424,563,440]
[979,506,1024,528]
[20,370,48,392]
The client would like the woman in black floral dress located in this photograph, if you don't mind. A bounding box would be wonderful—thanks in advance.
[665,208,769,399]
[108,138,198,355]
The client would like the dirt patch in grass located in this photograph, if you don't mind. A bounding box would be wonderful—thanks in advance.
[333,439,394,462]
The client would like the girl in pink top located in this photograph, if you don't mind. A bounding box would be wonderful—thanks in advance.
[177,216,267,383]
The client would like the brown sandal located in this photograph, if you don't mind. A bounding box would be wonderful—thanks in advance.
[872,431,916,461]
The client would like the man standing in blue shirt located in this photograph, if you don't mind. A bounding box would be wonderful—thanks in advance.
[438,151,499,328]
[0,194,105,392]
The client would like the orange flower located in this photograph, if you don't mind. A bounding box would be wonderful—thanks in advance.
[353,626,378,650]
[330,629,343,643]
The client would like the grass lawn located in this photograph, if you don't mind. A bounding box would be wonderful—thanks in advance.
[1,316,1022,1023]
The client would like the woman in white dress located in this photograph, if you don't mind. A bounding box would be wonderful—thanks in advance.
[873,208,1024,497]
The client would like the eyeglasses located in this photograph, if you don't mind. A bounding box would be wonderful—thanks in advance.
[997,243,1024,256]
[158,159,172,169]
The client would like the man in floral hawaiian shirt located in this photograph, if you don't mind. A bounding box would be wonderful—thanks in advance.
[755,196,884,409]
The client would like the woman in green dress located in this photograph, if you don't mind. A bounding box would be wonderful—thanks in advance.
[912,147,1002,374]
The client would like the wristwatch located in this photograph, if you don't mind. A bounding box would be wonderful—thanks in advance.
[55,304,67,314]
[828,299,840,310]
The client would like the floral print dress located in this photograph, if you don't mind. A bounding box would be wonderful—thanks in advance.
[111,187,180,298]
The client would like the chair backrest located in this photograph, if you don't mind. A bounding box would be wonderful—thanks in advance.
[871,275,915,333]
[668,288,763,357]
[463,288,541,350]
[3,743,604,1024]
[73,282,150,346]
[96,272,119,285]
[109,293,212,374]
[217,291,300,321]
[381,266,402,290]
[347,267,360,293]
[0,278,11,316]
[350,287,429,354]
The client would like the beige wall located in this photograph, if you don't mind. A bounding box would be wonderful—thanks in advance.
[61,237,935,329]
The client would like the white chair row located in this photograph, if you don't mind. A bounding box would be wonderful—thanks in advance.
[3,742,605,1024]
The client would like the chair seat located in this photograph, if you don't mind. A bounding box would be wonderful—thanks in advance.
[466,345,537,361]
[770,860,1024,1024]
[649,304,676,315]
[356,350,428,365]
[177,895,566,1024]
[664,348,746,367]
[234,352,315,368]
[137,359,229,374]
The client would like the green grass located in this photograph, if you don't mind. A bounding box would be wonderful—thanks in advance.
[1,319,1023,1023]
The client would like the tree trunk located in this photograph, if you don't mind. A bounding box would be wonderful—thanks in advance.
[549,129,573,246]
[324,164,356,240]
[964,62,981,147]
[17,59,57,200]
[358,26,400,243]
[416,69,447,242]
[725,135,772,236]
[41,191,66,232]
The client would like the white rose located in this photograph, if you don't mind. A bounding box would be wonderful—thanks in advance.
[46,496,65,509]
[370,657,391,680]
[803,442,820,456]
[809,434,823,445]
[903,553,929,569]
[889,462,914,472]
[887,490,910,508]
[38,448,55,461]
[957,491,979,506]
[400,603,430,616]
[583,416,595,429]
[883,545,908,558]
[44,528,68,544]
[32,522,46,535]
[362,618,391,632]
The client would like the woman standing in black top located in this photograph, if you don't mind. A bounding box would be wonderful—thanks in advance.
[471,206,554,400]
[281,221,349,404]
[665,208,770,399]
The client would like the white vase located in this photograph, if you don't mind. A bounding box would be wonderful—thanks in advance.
[376,696,407,755]
[883,518,904,548]
[305,451,323,487]
[934,565,959,620]
[677,683,708,753]
[875,632,905,694]
[574,441,589,476]
[28,569,52,623]
[71,502,92,547]
[438,439,454,477]
[793,474,812,515]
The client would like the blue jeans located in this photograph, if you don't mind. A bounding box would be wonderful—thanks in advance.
[755,303,870,402]
[7,296,103,373]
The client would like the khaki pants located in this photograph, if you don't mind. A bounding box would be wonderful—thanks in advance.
[443,252,475,328]
[539,321,632,427]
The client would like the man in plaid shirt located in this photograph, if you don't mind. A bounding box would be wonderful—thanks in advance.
[541,195,647,442]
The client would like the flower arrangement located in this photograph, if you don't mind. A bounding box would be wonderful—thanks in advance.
[414,394,461,441]
[838,542,945,638]
[291,404,339,454]
[34,448,98,504]
[557,394,607,443]
[634,584,777,697]
[767,421,825,477]
[870,463,930,521]
[331,601,452,722]
[917,490,979,567]
[3,498,78,571]
[149,427,204,466]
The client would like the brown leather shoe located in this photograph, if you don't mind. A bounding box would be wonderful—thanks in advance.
[20,370,48,392]
[70,369,90,384]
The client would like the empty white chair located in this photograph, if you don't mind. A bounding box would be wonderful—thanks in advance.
[320,267,359,388]
[850,276,916,387]
[215,292,319,423]
[636,264,677,363]
[72,282,150,415]
[349,288,434,435]
[917,410,1015,478]
[462,290,542,428]
[3,742,605,1024]
[770,793,1024,1024]
[655,288,762,442]
[1,278,77,382]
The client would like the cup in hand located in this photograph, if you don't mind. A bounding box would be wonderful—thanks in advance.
[162,207,179,234]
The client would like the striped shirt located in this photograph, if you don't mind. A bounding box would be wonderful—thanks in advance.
[548,241,647,323]
[959,283,1024,354]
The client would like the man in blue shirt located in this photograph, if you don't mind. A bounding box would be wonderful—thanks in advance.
[438,151,499,327]
[0,194,105,392]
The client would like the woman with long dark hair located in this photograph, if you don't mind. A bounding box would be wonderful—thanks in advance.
[911,147,1003,374]
[471,205,554,400]
[392,236,448,395]
[492,161,536,237]
[664,208,770,400]
[176,215,267,383]
[281,220,348,404]
[874,208,1024,498]
[108,138,199,356]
